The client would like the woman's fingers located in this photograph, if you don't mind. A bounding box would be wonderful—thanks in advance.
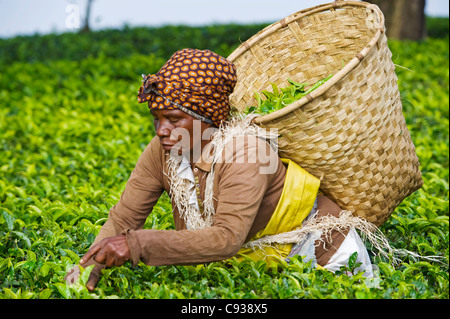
[80,243,102,265]
[80,235,130,267]
[86,265,102,292]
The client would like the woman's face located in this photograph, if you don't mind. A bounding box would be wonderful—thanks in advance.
[151,108,214,160]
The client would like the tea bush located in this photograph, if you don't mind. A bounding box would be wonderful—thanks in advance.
[0,23,448,300]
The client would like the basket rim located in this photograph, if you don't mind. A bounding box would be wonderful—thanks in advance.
[227,1,385,125]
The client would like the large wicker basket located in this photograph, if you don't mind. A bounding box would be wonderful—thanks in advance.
[227,1,423,226]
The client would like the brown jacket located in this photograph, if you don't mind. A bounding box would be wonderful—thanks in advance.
[92,135,286,266]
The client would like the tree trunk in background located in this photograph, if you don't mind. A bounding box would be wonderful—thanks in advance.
[81,0,94,33]
[367,0,426,40]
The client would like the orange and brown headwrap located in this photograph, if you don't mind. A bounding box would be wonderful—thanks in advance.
[137,48,237,127]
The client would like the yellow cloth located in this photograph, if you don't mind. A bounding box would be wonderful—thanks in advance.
[236,158,321,264]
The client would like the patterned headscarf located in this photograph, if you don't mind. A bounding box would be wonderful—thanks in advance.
[137,48,237,127]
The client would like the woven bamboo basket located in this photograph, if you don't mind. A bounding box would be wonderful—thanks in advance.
[227,1,423,226]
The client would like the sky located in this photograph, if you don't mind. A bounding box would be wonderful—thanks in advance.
[0,0,448,38]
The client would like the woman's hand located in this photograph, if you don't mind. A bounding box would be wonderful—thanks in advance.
[80,235,131,268]
[65,235,130,291]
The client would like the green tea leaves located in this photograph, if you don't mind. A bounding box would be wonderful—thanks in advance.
[244,74,332,115]
[1,209,14,231]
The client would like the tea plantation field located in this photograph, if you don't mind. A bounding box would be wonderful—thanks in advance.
[0,21,448,300]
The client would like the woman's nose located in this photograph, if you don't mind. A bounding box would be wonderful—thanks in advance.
[155,120,171,138]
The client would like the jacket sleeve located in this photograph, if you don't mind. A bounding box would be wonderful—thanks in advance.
[124,136,282,266]
[93,137,165,246]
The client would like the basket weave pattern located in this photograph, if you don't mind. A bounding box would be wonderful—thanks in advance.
[228,1,423,226]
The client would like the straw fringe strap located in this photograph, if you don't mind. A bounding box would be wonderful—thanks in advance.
[208,114,279,165]
[165,156,213,230]
[243,210,445,266]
